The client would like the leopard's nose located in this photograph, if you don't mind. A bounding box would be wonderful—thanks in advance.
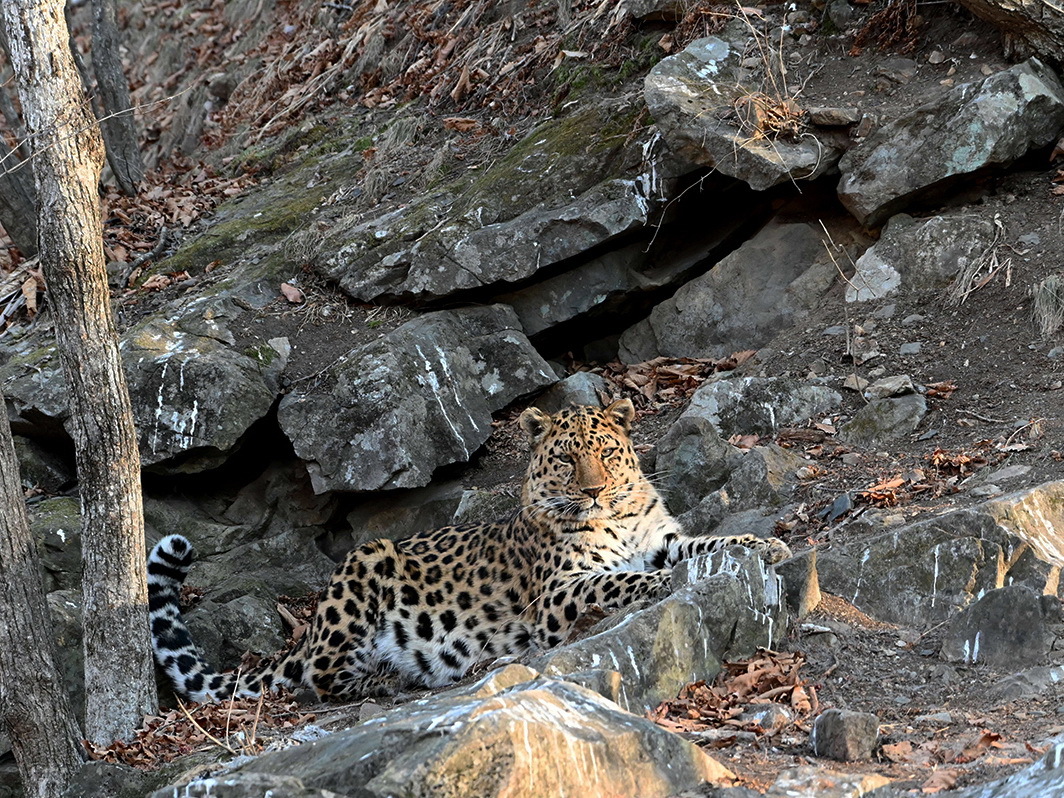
[582,485,604,499]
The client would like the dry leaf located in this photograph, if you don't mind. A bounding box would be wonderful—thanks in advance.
[280,282,305,304]
[443,117,480,132]
[921,769,959,793]
[882,740,914,762]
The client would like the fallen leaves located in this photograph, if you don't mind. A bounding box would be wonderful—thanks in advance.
[648,650,815,744]
[84,694,314,770]
[590,352,757,409]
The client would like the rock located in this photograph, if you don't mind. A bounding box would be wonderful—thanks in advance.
[955,0,1064,63]
[47,589,84,723]
[864,375,916,400]
[618,221,842,361]
[810,709,879,761]
[664,376,842,439]
[174,677,734,798]
[334,481,465,554]
[645,36,843,190]
[723,444,806,511]
[30,497,82,593]
[534,372,611,413]
[838,394,927,446]
[322,102,654,304]
[278,305,554,493]
[839,59,1064,227]
[12,434,72,492]
[651,413,736,514]
[846,213,997,301]
[940,586,1055,668]
[807,107,861,126]
[533,547,786,712]
[946,734,1064,797]
[899,342,922,356]
[150,774,342,798]
[621,0,686,22]
[816,484,1064,626]
[991,664,1064,702]
[777,549,822,618]
[451,488,521,526]
[766,766,892,796]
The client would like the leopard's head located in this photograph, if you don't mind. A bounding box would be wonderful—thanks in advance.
[518,399,656,522]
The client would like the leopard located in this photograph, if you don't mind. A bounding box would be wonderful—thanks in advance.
[148,399,791,702]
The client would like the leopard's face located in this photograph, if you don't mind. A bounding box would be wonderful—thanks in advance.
[519,399,651,523]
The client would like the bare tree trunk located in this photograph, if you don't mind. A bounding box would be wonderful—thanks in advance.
[0,0,157,744]
[0,389,84,798]
[89,0,143,194]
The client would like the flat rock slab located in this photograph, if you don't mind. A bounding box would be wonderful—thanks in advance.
[846,213,997,302]
[838,58,1064,227]
[838,394,927,447]
[940,585,1055,669]
[815,481,1064,626]
[278,305,554,493]
[645,35,843,189]
[619,221,840,361]
[175,677,733,798]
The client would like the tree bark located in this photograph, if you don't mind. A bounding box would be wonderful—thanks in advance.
[0,389,84,798]
[0,0,157,744]
[0,135,37,257]
[89,0,143,194]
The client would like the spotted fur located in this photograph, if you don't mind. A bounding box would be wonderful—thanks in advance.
[148,399,791,702]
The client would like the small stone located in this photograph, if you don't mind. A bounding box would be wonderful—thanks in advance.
[899,342,922,356]
[843,374,870,392]
[893,695,911,705]
[902,314,924,325]
[864,375,915,400]
[928,50,946,64]
[1018,232,1042,247]
[980,64,995,75]
[875,57,918,84]
[840,453,862,466]
[808,107,861,127]
[741,704,793,732]
[915,711,953,725]
[872,303,896,319]
[811,709,879,761]
[854,115,876,138]
[1049,347,1064,359]
[823,324,848,336]
[969,483,1002,497]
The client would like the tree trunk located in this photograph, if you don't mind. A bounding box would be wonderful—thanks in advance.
[0,135,37,257]
[0,0,157,744]
[0,389,84,798]
[90,0,143,195]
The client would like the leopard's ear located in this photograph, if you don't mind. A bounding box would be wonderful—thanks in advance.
[519,406,553,442]
[605,398,635,433]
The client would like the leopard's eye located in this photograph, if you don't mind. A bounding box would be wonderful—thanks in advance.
[557,452,574,464]
[601,447,617,459]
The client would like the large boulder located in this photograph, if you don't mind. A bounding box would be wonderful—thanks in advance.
[845,213,997,302]
[159,676,733,798]
[956,0,1064,63]
[645,35,844,189]
[322,102,654,304]
[618,221,840,361]
[278,305,554,493]
[677,376,842,438]
[837,58,1064,227]
[533,547,787,711]
[815,482,1064,626]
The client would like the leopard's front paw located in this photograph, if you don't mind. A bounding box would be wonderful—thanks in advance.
[758,537,792,564]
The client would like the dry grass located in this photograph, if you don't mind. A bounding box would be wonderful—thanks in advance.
[1032,274,1064,338]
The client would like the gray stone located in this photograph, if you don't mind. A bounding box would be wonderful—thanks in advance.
[816,484,1064,626]
[899,342,922,356]
[181,678,734,798]
[941,586,1054,669]
[652,413,736,514]
[766,766,892,796]
[807,107,861,127]
[991,665,1064,702]
[534,372,611,413]
[533,547,786,712]
[47,589,84,724]
[335,481,465,554]
[838,394,927,446]
[12,435,72,492]
[322,103,655,304]
[645,36,843,190]
[668,376,842,439]
[947,734,1064,797]
[30,497,82,593]
[846,213,997,302]
[619,222,842,361]
[451,488,521,526]
[810,709,879,761]
[838,59,1064,226]
[278,305,554,493]
[864,375,916,400]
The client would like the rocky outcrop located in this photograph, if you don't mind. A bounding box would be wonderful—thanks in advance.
[159,675,734,798]
[845,213,997,302]
[838,58,1064,227]
[277,305,554,493]
[815,482,1064,626]
[619,221,842,361]
[956,0,1064,63]
[646,34,844,189]
[533,547,787,711]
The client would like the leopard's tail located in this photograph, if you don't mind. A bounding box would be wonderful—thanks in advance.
[148,534,308,702]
